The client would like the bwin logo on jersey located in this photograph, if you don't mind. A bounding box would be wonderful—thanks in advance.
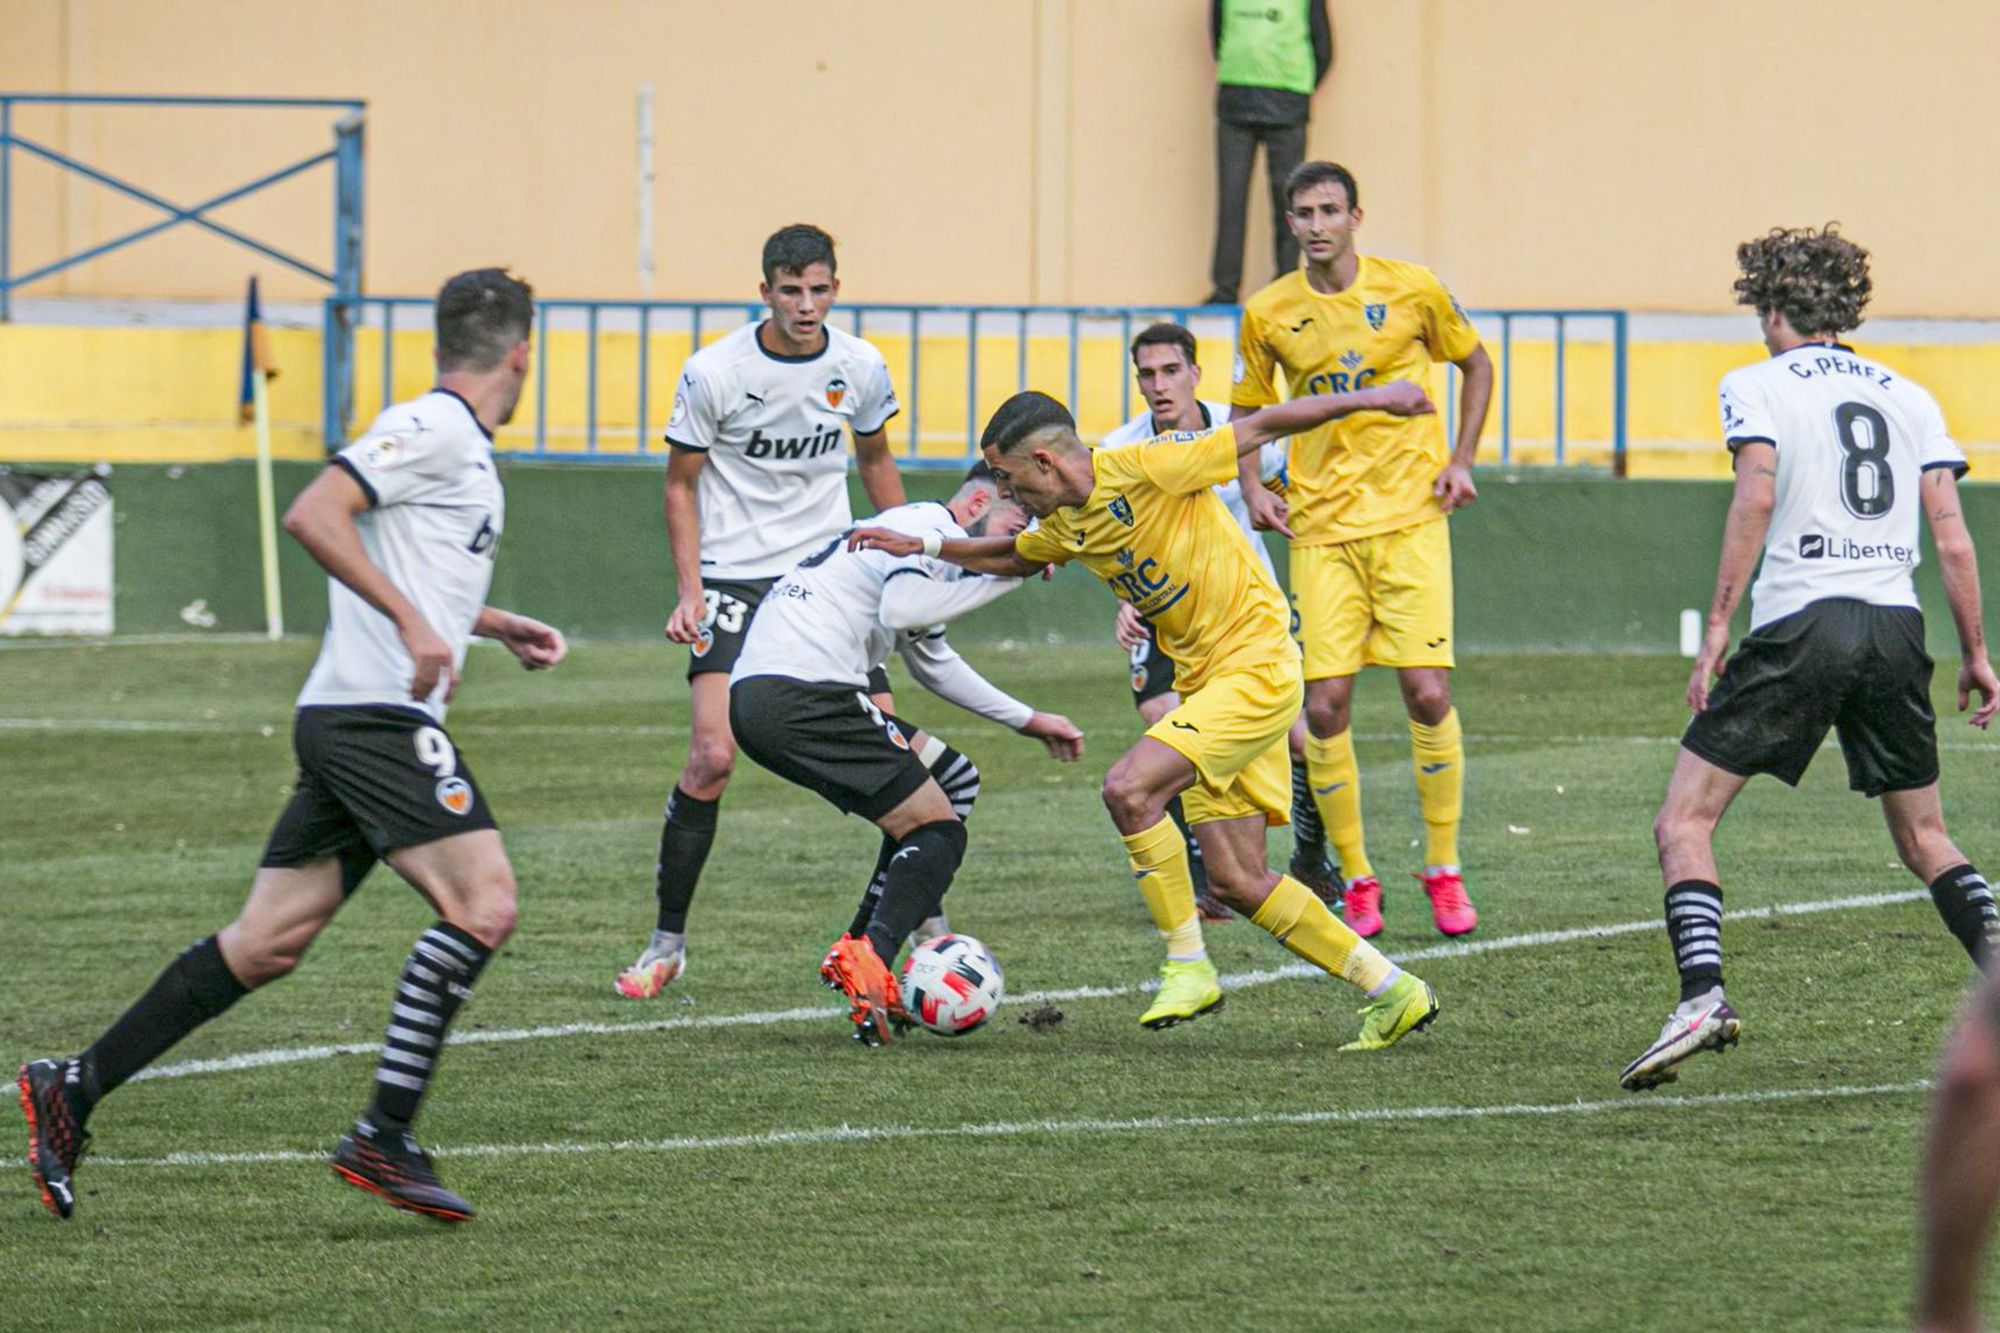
[745,424,844,461]
[1364,303,1388,331]
[1109,496,1135,526]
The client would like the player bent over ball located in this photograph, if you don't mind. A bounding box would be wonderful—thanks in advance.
[851,384,1440,1050]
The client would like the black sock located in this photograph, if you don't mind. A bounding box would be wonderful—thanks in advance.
[1289,759,1327,867]
[1664,880,1724,1002]
[365,922,492,1133]
[1929,863,2000,967]
[865,820,967,964]
[78,935,249,1119]
[848,836,895,938]
[654,787,720,934]
[1164,795,1209,895]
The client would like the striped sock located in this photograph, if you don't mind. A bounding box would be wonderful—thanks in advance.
[1664,880,1724,1002]
[366,922,492,1132]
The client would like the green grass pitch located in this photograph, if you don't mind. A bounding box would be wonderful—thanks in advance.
[2,638,1994,1330]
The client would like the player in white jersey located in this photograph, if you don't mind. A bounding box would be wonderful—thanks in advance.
[729,466,1083,1043]
[618,224,910,1000]
[18,271,566,1223]
[1104,324,1339,921]
[1620,228,1998,1093]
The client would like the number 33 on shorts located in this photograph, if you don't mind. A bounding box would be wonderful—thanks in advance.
[415,725,475,816]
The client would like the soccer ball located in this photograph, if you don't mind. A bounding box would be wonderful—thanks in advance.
[900,934,1004,1037]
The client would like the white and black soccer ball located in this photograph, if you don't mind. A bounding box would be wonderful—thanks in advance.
[900,934,1004,1037]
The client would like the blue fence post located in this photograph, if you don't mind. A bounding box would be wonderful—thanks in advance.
[1016,309,1028,392]
[1117,312,1133,424]
[636,304,651,454]
[908,309,921,460]
[1613,310,1630,478]
[586,303,600,456]
[1554,315,1568,467]
[1066,310,1080,414]
[1499,313,1514,466]
[1,97,11,322]
[326,109,365,448]
[534,303,549,454]
[966,309,979,458]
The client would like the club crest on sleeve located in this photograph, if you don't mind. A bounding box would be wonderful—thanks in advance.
[1109,496,1135,527]
[435,776,474,816]
[668,392,689,430]
[825,377,848,409]
[691,628,714,658]
[360,435,407,471]
[1364,303,1388,332]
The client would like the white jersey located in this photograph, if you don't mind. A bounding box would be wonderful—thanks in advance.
[731,502,1031,727]
[1719,342,1966,630]
[1101,400,1285,580]
[665,321,900,581]
[297,390,504,721]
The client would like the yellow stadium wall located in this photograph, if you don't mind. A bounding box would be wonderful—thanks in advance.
[2,1,1996,315]
[8,322,2000,481]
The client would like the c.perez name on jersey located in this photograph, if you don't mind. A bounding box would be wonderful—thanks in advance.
[665,322,900,581]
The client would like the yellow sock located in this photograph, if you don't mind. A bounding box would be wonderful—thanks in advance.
[1250,876,1398,993]
[1304,730,1373,880]
[1121,816,1205,961]
[1409,707,1464,869]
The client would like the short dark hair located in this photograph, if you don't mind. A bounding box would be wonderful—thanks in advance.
[435,268,534,372]
[762,224,838,283]
[960,459,998,488]
[1131,322,1197,367]
[1284,160,1359,211]
[1733,225,1871,336]
[980,391,1075,456]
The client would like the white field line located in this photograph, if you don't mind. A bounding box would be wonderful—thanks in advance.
[130,888,1928,1086]
[90,1079,1931,1170]
[3,716,1993,751]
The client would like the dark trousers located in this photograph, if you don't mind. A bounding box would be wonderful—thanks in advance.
[1210,118,1306,303]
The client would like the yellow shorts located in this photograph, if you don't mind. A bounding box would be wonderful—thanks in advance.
[1291,516,1456,679]
[1144,660,1302,827]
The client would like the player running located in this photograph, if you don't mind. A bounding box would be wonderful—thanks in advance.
[1234,161,1494,940]
[17,270,565,1223]
[728,465,1083,1045]
[1620,226,1998,1093]
[851,385,1440,1047]
[619,224,909,1000]
[1106,322,1338,924]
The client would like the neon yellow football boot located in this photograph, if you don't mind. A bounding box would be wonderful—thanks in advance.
[1139,957,1225,1029]
[1339,972,1440,1052]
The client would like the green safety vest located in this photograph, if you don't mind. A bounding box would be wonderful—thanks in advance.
[1216,1,1315,96]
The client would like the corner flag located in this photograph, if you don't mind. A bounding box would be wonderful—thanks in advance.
[238,276,279,423]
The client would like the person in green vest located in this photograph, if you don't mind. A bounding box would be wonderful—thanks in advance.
[1205,0,1336,306]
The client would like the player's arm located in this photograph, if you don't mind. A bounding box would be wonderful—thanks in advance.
[1687,441,1776,714]
[662,447,709,644]
[897,632,1084,761]
[1434,343,1494,513]
[1232,403,1293,536]
[848,528,1041,577]
[1920,466,1999,728]
[1233,380,1434,454]
[851,426,907,511]
[1917,971,2000,1333]
[879,565,1022,632]
[283,464,455,703]
[473,606,568,672]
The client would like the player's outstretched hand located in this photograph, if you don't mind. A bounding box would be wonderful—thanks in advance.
[1959,656,2000,729]
[847,526,922,557]
[1687,622,1731,713]
[1434,461,1478,513]
[1367,380,1436,418]
[1114,602,1148,650]
[664,592,708,644]
[1020,711,1084,762]
[1244,485,1294,538]
[401,618,459,704]
[498,614,568,671]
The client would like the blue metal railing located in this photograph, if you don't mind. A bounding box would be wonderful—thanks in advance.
[325,296,1628,474]
[0,94,364,326]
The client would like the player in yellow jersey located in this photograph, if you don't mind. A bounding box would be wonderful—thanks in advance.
[1234,160,1495,941]
[849,386,1441,1048]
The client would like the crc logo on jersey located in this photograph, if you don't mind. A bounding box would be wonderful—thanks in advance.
[825,377,848,409]
[1306,365,1376,395]
[359,434,407,471]
[1364,302,1388,332]
[435,777,474,816]
[1109,496,1135,527]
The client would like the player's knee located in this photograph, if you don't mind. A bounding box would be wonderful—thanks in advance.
[1402,678,1452,725]
[1203,863,1270,909]
[1652,805,1709,859]
[1304,694,1349,737]
[683,736,737,791]
[444,866,519,950]
[220,924,312,987]
[1101,765,1163,831]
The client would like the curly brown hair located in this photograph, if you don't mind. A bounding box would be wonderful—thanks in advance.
[1733,225,1871,336]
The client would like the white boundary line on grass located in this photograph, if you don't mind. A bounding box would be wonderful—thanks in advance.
[90,1079,1932,1169]
[130,888,1929,1086]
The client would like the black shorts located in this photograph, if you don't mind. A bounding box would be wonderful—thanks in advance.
[1127,620,1177,707]
[728,675,931,820]
[689,577,889,694]
[261,706,497,887]
[1682,598,1937,797]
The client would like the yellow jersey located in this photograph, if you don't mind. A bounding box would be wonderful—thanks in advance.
[1014,424,1294,694]
[1233,257,1481,545]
